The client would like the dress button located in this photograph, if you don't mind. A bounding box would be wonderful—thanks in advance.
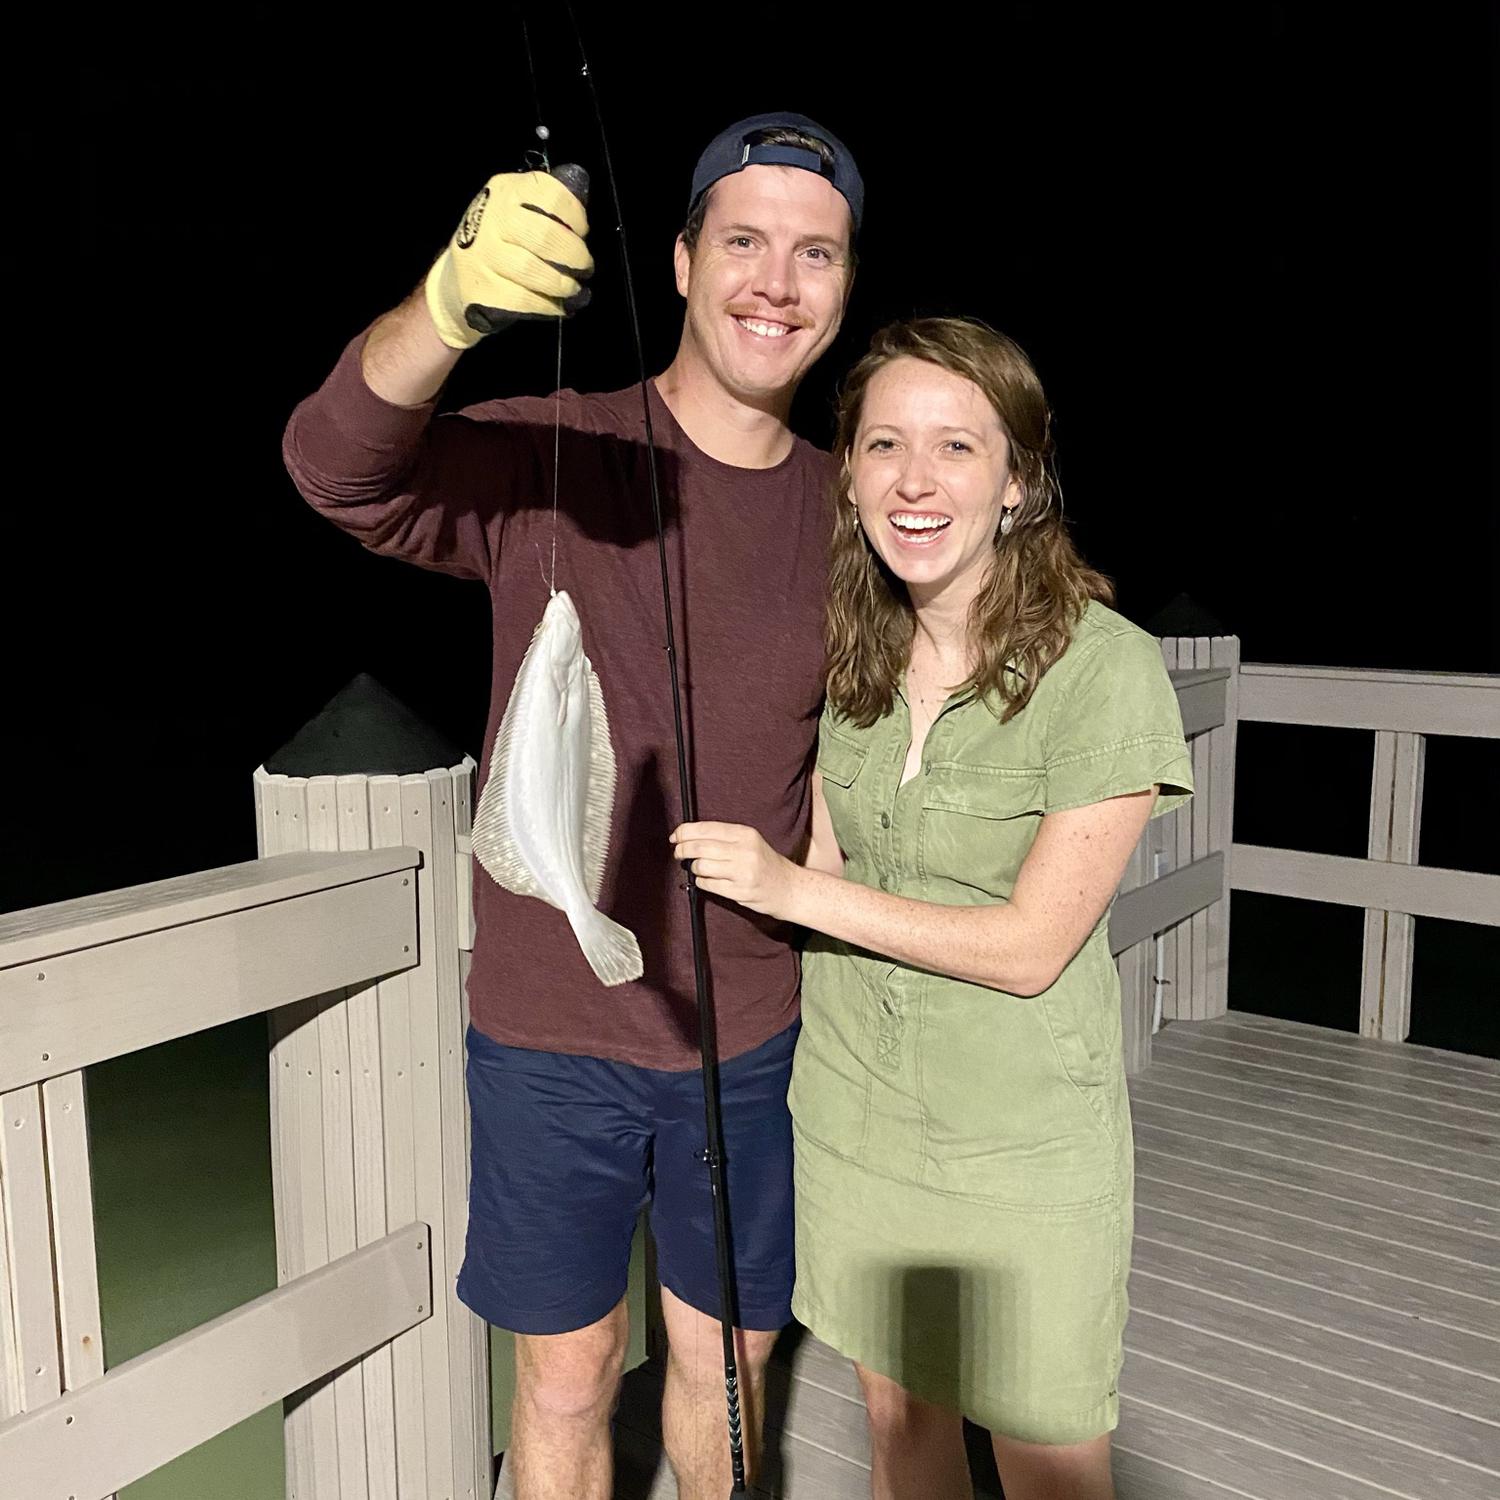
[923,760,932,776]
[880,813,891,829]
[879,874,890,891]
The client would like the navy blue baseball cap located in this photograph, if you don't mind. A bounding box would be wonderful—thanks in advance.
[689,112,864,236]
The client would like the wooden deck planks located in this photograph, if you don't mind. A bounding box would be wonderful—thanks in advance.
[615,1016,1500,1498]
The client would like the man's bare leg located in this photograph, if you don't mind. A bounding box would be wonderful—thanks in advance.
[509,1299,629,1500]
[660,1284,780,1500]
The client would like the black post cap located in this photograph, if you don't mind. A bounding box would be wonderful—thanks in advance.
[265,674,466,777]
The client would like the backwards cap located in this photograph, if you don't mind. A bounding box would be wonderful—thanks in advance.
[689,111,864,235]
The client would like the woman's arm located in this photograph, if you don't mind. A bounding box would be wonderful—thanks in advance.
[803,775,845,877]
[672,788,1155,996]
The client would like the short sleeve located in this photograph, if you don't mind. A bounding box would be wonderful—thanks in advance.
[1042,627,1194,817]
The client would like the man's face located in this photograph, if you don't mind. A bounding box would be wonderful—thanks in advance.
[673,164,853,404]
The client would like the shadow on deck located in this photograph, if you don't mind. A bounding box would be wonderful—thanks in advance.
[601,1012,1500,1499]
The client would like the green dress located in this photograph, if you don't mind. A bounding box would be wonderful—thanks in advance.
[789,601,1193,1444]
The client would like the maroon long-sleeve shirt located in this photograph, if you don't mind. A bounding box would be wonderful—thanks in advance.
[283,330,832,1068]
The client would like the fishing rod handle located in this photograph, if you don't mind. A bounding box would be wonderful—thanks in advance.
[463,164,592,336]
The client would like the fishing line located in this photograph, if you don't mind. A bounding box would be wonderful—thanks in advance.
[519,11,565,597]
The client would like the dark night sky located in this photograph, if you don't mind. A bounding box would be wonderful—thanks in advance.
[7,5,1496,943]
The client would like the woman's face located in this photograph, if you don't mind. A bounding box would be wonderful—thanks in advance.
[848,356,1023,606]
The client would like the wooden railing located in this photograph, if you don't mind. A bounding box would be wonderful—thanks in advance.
[1,652,1490,1498]
[1110,636,1241,1073]
[0,753,493,1500]
[1110,650,1498,1068]
[0,848,436,1500]
[1231,664,1499,1042]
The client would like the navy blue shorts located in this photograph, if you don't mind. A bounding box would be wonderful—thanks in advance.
[457,1022,798,1336]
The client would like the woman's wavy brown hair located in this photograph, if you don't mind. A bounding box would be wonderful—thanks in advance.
[826,317,1113,725]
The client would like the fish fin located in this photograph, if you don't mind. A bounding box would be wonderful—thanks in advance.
[581,659,616,904]
[570,906,644,988]
[471,623,558,907]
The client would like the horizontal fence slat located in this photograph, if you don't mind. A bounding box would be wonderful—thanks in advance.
[0,1226,431,1500]
[0,870,419,1093]
[1231,843,1500,927]
[1110,853,1224,956]
[1238,664,1500,738]
[0,849,419,970]
[1168,667,1230,738]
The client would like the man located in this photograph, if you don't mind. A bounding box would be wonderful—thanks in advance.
[283,112,862,1500]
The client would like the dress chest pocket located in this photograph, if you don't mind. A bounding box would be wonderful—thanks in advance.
[816,732,872,864]
[918,765,1046,900]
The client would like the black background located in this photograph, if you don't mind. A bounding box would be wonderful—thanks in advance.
[8,5,1497,1048]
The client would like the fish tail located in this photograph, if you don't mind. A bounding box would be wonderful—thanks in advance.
[569,907,644,988]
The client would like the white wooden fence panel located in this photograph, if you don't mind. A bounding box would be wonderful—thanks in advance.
[1231,844,1496,926]
[429,765,490,1500]
[0,1164,18,1421]
[339,774,399,1500]
[1238,664,1499,738]
[0,849,416,970]
[309,776,371,1500]
[261,774,341,1500]
[0,861,417,1096]
[1358,732,1427,1044]
[369,777,428,1499]
[0,1086,59,1412]
[0,1227,430,1500]
[40,1073,106,1391]
[399,774,459,1500]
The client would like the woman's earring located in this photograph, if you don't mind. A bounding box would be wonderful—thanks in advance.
[999,507,1016,537]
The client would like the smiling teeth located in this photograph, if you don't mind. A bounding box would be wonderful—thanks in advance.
[736,317,791,338]
[892,515,951,531]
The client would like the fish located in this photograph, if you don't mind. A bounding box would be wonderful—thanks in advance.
[470,590,643,986]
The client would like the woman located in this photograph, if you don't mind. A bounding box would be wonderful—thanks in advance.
[672,317,1191,1500]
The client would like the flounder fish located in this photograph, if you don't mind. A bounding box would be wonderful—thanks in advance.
[471,590,643,986]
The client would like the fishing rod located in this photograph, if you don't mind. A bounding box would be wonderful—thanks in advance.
[555,7,749,1493]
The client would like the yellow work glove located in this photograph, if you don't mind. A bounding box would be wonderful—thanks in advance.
[424,166,593,349]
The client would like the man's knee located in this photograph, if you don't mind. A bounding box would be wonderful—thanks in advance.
[668,1319,780,1390]
[515,1305,630,1423]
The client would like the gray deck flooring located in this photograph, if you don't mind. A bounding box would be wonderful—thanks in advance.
[605,1013,1500,1498]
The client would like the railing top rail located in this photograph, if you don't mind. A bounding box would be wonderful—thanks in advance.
[1167,667,1233,689]
[0,848,420,971]
[1241,663,1498,691]
[1238,662,1498,739]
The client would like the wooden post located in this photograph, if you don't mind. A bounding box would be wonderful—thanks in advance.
[1153,634,1239,1024]
[1116,837,1154,1074]
[1359,730,1426,1042]
[256,674,490,1500]
[1205,636,1240,1018]
[1157,638,1189,1020]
